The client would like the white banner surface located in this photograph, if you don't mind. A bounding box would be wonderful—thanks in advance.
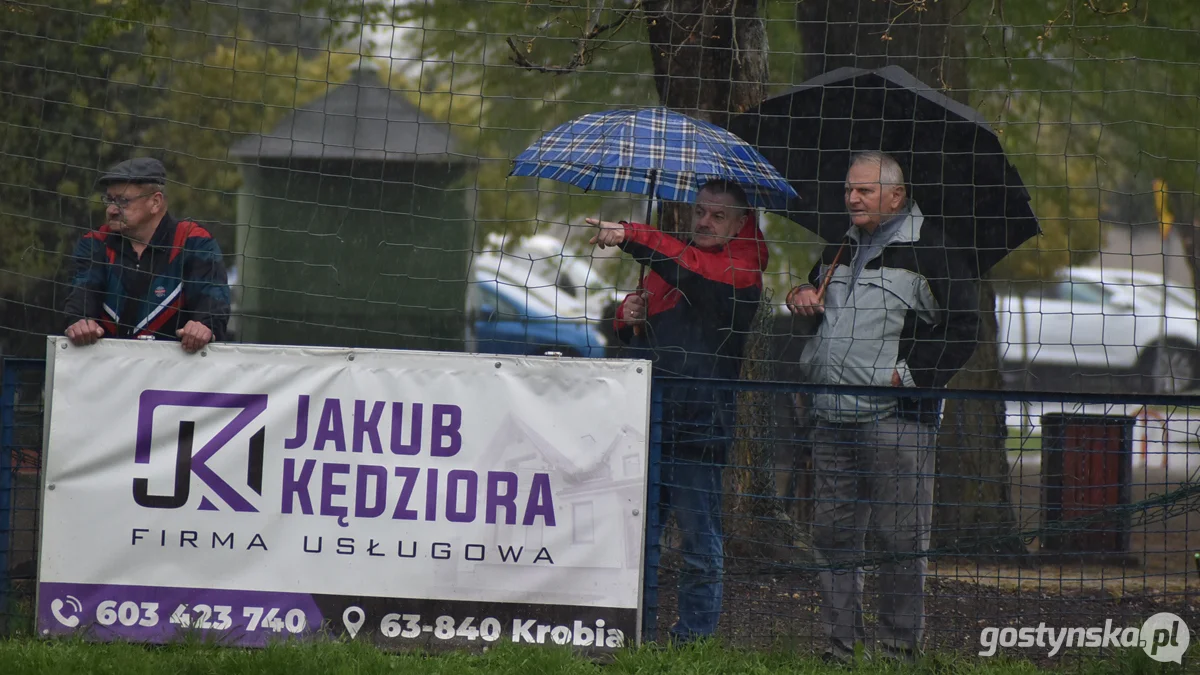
[36,337,651,652]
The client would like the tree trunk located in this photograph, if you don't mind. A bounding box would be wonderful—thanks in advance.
[644,2,815,566]
[795,0,958,84]
[725,288,818,566]
[645,0,768,127]
[645,0,768,237]
[934,282,1026,556]
[796,0,1024,557]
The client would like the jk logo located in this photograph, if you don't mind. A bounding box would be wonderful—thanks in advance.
[133,390,269,512]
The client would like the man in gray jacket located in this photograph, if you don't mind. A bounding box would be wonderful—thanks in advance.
[787,151,980,663]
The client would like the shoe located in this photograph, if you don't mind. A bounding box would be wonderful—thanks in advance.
[821,644,855,667]
[875,643,917,663]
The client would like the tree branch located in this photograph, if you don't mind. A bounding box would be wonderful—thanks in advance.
[506,36,588,74]
[506,1,644,75]
[3,0,35,13]
[1082,0,1136,16]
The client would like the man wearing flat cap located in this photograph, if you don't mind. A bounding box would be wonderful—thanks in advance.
[62,157,231,352]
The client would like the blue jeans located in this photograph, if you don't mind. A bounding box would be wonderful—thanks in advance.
[643,449,725,642]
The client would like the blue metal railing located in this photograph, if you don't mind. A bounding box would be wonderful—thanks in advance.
[0,357,45,629]
[641,384,664,643]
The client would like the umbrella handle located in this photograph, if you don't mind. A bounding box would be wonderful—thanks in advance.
[632,266,646,337]
[815,244,847,304]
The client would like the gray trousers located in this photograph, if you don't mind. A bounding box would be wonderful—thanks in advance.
[809,416,935,654]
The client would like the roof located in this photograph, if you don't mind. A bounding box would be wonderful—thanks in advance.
[229,63,468,163]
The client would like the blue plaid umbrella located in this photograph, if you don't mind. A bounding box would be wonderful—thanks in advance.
[509,107,798,211]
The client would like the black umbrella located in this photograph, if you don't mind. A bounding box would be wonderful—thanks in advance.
[726,65,1041,276]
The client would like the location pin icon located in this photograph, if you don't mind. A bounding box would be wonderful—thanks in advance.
[342,606,365,639]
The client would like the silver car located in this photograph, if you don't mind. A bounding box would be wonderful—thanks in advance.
[996,266,1200,394]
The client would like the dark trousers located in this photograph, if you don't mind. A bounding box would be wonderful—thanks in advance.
[809,416,936,654]
[643,439,726,641]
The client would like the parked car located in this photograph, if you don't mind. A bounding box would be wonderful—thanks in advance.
[465,256,608,358]
[1078,265,1198,310]
[996,266,1200,394]
[477,233,623,323]
[225,263,241,342]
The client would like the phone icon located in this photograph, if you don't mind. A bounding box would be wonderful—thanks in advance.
[50,596,83,628]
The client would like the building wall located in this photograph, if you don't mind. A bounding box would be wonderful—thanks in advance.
[234,160,473,352]
[1096,222,1195,287]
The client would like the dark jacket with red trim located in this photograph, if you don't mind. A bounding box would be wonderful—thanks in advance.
[613,216,768,455]
[63,213,231,341]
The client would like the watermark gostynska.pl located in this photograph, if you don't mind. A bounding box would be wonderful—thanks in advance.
[979,612,1189,663]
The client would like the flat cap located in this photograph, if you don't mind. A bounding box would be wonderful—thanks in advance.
[95,157,167,188]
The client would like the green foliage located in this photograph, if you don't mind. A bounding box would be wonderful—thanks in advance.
[0,1,170,297]
[387,0,1200,294]
[389,1,825,296]
[0,0,374,355]
[4,0,1200,322]
[130,36,358,236]
[962,0,1200,281]
[389,0,662,289]
[979,93,1107,282]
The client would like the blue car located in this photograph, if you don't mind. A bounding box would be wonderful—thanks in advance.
[465,269,609,358]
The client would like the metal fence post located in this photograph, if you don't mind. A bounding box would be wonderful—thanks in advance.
[0,358,17,628]
[641,379,663,644]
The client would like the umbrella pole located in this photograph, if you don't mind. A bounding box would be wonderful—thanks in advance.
[638,181,654,285]
[639,169,657,286]
[816,243,847,304]
[632,171,656,338]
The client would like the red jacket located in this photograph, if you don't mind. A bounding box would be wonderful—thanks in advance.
[612,215,768,449]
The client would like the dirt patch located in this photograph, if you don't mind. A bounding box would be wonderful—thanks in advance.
[643,454,1200,665]
[649,560,1200,666]
[930,560,1200,596]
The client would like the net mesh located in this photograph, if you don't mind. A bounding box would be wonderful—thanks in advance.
[2,0,1200,667]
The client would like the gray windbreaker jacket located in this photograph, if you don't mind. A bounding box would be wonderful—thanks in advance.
[798,203,980,425]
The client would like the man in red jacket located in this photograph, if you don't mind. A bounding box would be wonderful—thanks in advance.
[586,179,768,642]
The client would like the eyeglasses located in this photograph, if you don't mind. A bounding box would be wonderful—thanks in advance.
[101,190,159,209]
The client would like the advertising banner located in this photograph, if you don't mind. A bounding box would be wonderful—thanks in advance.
[36,338,651,653]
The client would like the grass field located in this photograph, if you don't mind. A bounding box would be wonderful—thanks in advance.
[0,637,1191,675]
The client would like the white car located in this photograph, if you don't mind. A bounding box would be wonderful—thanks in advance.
[470,250,596,321]
[475,234,624,323]
[463,260,609,358]
[996,266,1200,394]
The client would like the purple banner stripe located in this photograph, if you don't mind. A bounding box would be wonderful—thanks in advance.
[37,582,324,647]
[36,582,638,653]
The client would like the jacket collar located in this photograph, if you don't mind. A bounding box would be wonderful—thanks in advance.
[845,201,924,246]
[105,212,177,252]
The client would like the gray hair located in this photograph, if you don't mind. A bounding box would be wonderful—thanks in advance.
[698,179,750,211]
[146,182,167,200]
[849,151,906,190]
